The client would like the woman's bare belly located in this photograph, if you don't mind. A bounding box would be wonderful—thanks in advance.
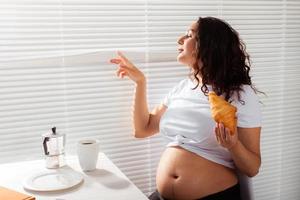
[156,146,238,200]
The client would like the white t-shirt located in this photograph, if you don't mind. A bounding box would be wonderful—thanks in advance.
[159,78,262,169]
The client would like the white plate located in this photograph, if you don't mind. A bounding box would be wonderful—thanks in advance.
[23,167,84,192]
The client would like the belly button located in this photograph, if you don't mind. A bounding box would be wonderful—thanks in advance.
[172,174,179,179]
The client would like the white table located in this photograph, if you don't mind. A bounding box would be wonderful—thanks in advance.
[0,153,149,200]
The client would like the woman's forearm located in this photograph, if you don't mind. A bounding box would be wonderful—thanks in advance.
[229,140,261,177]
[133,80,150,137]
[110,51,152,137]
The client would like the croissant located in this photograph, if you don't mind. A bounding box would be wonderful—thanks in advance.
[208,91,237,135]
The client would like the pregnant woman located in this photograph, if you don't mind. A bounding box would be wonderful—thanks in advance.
[110,16,262,200]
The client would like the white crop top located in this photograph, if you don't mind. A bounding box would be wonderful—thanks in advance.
[160,78,262,169]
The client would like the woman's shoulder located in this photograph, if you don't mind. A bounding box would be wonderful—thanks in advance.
[178,78,191,86]
[232,85,262,127]
[236,84,257,97]
[231,84,259,106]
[171,78,191,91]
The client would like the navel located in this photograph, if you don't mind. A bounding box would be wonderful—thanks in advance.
[172,174,179,179]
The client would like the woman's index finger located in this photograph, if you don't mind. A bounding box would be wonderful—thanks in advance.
[117,51,130,64]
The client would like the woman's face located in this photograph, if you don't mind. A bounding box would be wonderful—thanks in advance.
[177,21,198,67]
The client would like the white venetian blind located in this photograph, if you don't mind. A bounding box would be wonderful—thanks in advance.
[0,0,68,161]
[0,0,299,199]
[56,0,150,193]
[0,0,152,195]
[281,0,300,199]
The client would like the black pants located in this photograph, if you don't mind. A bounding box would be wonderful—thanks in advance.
[148,183,241,200]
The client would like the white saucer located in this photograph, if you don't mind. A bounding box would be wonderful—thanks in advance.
[23,167,84,192]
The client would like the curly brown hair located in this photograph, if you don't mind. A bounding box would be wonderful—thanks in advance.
[192,17,259,103]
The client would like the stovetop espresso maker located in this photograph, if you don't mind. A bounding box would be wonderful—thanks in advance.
[42,127,66,168]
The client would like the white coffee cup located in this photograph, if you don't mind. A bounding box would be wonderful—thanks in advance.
[77,139,100,171]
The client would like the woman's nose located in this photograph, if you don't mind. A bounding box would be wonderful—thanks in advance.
[177,35,185,45]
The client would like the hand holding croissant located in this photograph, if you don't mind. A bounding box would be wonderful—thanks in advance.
[208,92,237,135]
